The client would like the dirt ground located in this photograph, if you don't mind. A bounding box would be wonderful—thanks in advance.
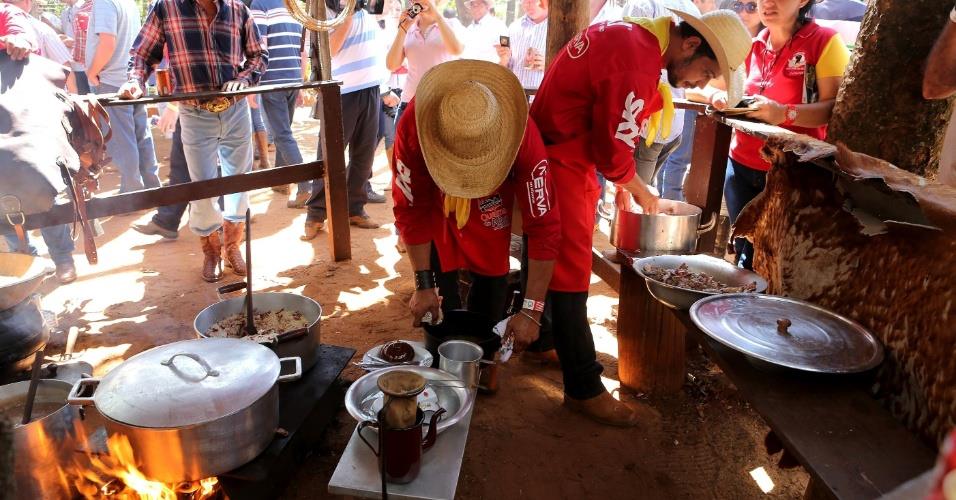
[26,108,809,499]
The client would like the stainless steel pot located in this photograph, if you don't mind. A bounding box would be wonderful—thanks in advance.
[193,292,322,372]
[0,253,54,311]
[610,199,717,255]
[67,338,301,483]
[1,379,82,499]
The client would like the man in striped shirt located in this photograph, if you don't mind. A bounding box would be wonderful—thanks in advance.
[250,0,309,206]
[302,0,386,239]
[498,0,547,90]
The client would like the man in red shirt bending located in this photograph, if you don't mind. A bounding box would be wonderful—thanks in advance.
[528,10,752,426]
[392,60,560,352]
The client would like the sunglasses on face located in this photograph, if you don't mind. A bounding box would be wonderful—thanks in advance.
[732,1,757,13]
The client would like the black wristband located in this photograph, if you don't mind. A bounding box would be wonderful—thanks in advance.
[415,270,437,290]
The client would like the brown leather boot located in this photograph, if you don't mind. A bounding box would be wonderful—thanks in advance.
[563,391,640,427]
[200,232,223,283]
[222,220,247,276]
[254,131,271,170]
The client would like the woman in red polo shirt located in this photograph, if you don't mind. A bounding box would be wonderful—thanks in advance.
[712,0,850,269]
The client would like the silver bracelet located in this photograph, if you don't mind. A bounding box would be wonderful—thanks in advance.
[518,310,541,327]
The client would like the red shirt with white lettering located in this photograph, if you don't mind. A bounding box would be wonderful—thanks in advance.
[392,98,562,277]
[530,20,665,188]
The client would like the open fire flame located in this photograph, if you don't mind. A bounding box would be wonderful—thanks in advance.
[70,434,219,500]
[32,421,220,500]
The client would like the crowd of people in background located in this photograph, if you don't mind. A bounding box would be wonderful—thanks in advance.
[1,0,870,283]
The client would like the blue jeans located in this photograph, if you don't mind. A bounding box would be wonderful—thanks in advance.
[74,71,91,94]
[724,158,767,270]
[179,99,252,236]
[250,102,267,133]
[261,89,309,194]
[152,121,189,232]
[92,83,160,193]
[4,224,75,266]
[656,111,696,201]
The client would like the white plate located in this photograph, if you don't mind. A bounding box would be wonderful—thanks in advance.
[360,340,433,371]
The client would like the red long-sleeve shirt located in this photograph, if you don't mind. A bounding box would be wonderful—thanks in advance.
[0,4,38,54]
[392,98,561,277]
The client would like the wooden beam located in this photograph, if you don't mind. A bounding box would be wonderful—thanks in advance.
[316,83,352,262]
[682,115,732,254]
[89,81,340,107]
[544,0,589,67]
[20,161,325,230]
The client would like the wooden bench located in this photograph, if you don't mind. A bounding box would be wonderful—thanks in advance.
[603,260,936,499]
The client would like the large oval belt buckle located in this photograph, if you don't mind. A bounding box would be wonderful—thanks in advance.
[206,96,231,113]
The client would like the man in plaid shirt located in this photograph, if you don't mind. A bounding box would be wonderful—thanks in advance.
[70,0,92,92]
[119,0,267,282]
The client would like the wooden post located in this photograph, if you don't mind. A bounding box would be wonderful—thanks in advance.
[827,0,955,178]
[544,0,589,66]
[682,115,732,254]
[309,0,351,262]
[618,260,686,393]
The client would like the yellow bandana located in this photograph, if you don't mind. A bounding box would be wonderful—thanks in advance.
[443,195,471,229]
[623,16,676,147]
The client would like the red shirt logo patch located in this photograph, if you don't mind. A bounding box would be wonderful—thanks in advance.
[784,51,807,78]
[614,91,645,149]
[395,159,413,204]
[478,194,508,230]
[567,30,589,59]
[526,160,550,218]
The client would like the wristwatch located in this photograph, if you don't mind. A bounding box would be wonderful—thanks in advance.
[782,104,798,126]
[522,298,545,313]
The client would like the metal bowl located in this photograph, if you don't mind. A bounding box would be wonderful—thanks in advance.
[634,254,769,311]
[344,366,474,435]
[0,253,53,311]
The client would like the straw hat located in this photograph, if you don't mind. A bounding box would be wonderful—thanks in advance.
[669,8,753,107]
[415,60,528,199]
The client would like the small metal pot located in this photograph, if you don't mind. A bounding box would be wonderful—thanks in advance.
[194,291,322,372]
[610,199,717,255]
[1,379,82,499]
[67,338,301,483]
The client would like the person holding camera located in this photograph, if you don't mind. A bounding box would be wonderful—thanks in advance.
[385,0,464,127]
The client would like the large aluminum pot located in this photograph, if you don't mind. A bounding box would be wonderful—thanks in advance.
[67,338,302,483]
[1,379,82,499]
[194,292,322,372]
[0,253,54,311]
[610,199,717,255]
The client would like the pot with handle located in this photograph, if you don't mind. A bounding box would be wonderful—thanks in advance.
[194,290,322,372]
[67,338,301,483]
[610,199,717,255]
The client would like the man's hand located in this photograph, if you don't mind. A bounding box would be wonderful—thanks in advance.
[710,90,729,110]
[0,35,32,60]
[495,44,511,66]
[59,34,74,49]
[614,188,633,213]
[382,91,400,108]
[87,72,100,86]
[409,288,441,327]
[505,312,541,354]
[633,188,660,215]
[157,105,179,135]
[222,79,248,92]
[417,0,439,22]
[118,80,143,99]
[246,94,259,108]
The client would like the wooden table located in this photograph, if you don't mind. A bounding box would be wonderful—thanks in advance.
[328,403,475,500]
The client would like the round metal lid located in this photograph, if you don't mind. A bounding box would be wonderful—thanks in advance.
[94,338,280,428]
[689,294,884,373]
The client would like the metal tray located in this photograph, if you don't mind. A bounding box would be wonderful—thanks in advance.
[344,366,474,435]
[634,254,768,310]
[690,294,884,373]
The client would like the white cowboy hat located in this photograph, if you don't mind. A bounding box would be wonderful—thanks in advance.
[669,8,753,107]
[415,60,528,199]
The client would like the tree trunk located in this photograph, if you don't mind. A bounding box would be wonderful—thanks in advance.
[545,0,589,67]
[828,0,955,179]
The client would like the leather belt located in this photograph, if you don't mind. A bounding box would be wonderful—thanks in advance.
[196,96,235,113]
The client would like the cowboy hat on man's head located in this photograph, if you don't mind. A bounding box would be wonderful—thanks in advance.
[669,8,752,106]
[415,59,528,199]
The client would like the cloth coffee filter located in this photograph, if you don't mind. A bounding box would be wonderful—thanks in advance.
[668,8,752,107]
[415,60,528,199]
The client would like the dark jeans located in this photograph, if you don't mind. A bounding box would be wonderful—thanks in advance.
[724,158,767,270]
[152,122,189,232]
[3,224,75,266]
[430,246,508,321]
[74,71,90,94]
[520,236,604,400]
[261,89,309,194]
[307,86,380,222]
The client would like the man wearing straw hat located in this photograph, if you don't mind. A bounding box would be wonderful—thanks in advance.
[526,10,752,426]
[391,59,561,355]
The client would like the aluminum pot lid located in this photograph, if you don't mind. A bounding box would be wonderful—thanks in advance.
[93,338,280,428]
[689,294,884,373]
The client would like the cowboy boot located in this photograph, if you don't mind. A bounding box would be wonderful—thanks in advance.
[563,391,641,427]
[254,131,271,171]
[200,232,223,283]
[222,220,247,276]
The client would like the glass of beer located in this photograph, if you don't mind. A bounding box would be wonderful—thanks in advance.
[155,68,172,96]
